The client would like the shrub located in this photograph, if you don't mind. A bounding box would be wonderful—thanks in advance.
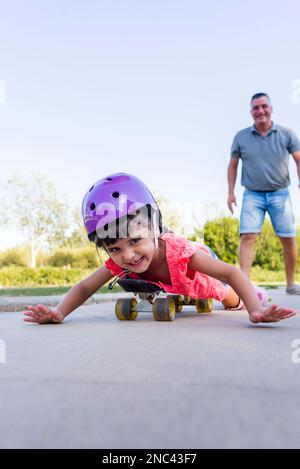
[47,247,106,269]
[253,220,284,270]
[0,247,29,267]
[203,217,300,272]
[204,217,239,264]
[47,249,76,268]
[0,266,93,287]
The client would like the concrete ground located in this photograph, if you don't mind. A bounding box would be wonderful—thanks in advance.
[0,288,300,449]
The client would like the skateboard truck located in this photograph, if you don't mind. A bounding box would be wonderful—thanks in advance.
[111,275,213,322]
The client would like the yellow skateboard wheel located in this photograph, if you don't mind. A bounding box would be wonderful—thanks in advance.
[167,295,183,312]
[115,298,138,320]
[195,298,213,313]
[152,297,176,321]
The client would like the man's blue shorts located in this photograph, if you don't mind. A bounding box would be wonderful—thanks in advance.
[239,188,296,237]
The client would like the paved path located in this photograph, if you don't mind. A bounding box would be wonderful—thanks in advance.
[0,288,300,449]
[0,292,133,312]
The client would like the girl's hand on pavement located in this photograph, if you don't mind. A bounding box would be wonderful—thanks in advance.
[249,304,296,324]
[23,304,65,324]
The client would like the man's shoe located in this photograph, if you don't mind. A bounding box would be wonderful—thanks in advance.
[286,284,300,295]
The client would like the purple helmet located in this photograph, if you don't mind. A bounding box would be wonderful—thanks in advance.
[82,173,162,241]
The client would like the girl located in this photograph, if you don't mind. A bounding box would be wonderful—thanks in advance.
[24,173,296,325]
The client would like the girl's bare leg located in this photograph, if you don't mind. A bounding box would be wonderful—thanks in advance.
[221,286,240,308]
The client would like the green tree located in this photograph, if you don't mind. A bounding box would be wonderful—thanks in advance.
[0,174,70,267]
[63,207,88,249]
[154,193,182,233]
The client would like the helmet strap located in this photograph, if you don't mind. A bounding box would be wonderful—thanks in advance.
[95,245,102,264]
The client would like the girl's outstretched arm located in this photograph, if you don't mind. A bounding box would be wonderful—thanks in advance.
[23,265,113,324]
[188,252,296,324]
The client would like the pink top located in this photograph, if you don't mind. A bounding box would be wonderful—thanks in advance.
[105,232,228,301]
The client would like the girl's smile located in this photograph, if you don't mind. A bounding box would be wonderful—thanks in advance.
[105,235,157,273]
[126,255,145,269]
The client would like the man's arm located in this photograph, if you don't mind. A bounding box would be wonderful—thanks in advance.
[292,150,300,186]
[227,157,239,213]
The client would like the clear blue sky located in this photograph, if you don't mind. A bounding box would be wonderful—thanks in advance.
[1,0,300,247]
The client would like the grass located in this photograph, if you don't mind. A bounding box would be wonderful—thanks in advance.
[0,284,122,297]
[1,269,299,297]
[250,266,300,285]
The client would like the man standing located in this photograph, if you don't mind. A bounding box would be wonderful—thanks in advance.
[228,92,300,294]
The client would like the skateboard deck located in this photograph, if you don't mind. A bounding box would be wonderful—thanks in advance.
[113,278,213,321]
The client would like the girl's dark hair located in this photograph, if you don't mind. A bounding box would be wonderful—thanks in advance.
[89,204,163,249]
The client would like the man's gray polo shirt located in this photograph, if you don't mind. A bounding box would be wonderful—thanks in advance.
[231,123,300,191]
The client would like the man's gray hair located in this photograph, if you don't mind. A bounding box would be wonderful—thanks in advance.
[250,92,271,105]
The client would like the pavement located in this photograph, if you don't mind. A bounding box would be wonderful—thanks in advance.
[0,287,300,449]
[0,292,133,312]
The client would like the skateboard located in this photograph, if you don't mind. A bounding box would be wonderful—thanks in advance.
[114,278,213,321]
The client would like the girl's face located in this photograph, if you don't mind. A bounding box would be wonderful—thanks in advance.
[104,221,157,273]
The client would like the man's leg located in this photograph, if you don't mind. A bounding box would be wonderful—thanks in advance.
[278,237,298,287]
[239,190,265,278]
[239,233,259,277]
[267,188,300,294]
